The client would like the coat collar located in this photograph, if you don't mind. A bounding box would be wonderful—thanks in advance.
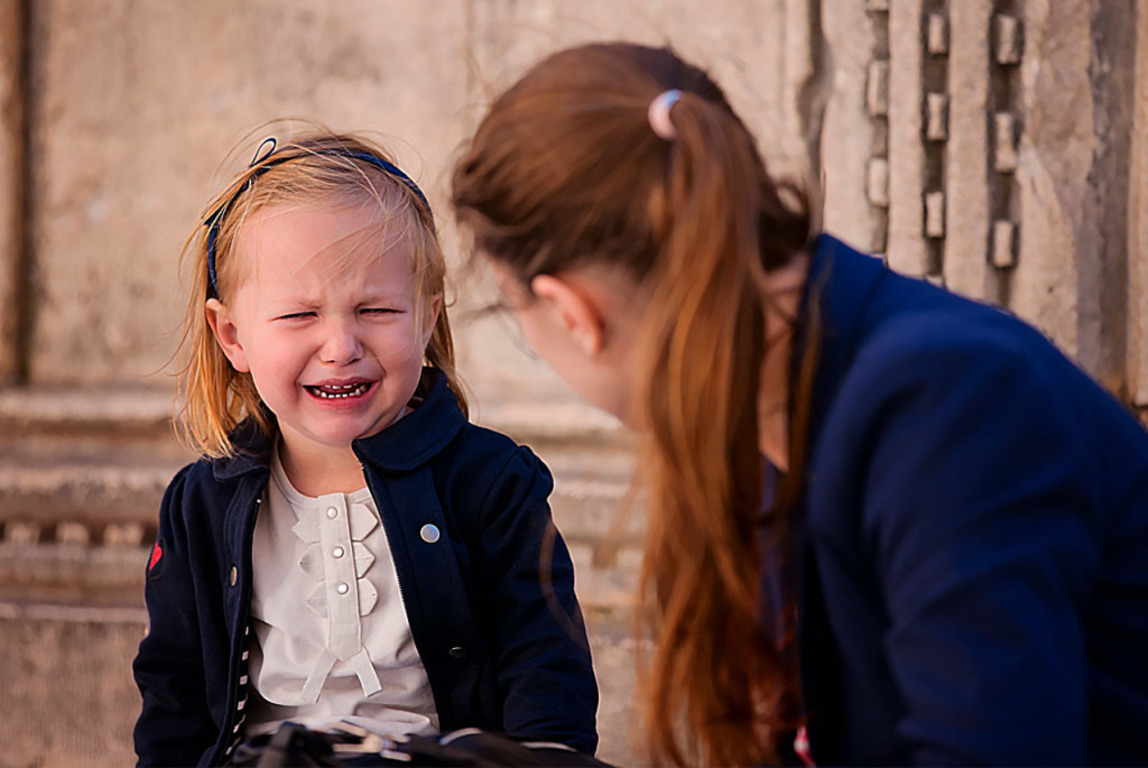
[791,234,889,763]
[798,234,889,469]
[353,367,467,473]
[210,367,466,481]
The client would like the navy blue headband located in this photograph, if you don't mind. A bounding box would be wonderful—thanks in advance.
[203,140,433,298]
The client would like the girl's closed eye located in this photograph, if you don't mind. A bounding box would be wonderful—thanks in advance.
[360,307,402,316]
[276,311,317,321]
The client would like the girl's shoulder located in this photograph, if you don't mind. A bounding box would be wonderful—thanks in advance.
[432,420,553,497]
[159,448,269,526]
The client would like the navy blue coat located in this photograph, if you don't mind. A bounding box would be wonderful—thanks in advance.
[133,370,598,767]
[794,236,1148,765]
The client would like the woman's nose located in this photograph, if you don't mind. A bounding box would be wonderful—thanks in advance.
[319,320,363,365]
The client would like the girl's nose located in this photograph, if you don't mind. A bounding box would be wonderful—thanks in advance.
[319,321,363,365]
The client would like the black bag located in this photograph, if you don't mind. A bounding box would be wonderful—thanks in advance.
[226,723,614,767]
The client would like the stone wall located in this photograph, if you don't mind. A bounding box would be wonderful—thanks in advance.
[0,2,1146,765]
[0,0,816,409]
[0,0,1144,411]
[0,0,23,384]
[822,0,1147,407]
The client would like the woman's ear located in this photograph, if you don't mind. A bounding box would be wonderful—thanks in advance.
[205,298,251,373]
[530,274,605,356]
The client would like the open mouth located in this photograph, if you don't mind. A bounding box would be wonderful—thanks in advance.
[304,381,373,400]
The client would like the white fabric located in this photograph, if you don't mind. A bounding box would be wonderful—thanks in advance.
[244,447,439,739]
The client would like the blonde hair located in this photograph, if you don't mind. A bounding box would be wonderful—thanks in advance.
[453,43,814,766]
[176,132,467,458]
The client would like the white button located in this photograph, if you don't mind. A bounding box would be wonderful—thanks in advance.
[326,507,339,519]
[420,524,441,544]
[336,582,349,595]
[332,545,345,558]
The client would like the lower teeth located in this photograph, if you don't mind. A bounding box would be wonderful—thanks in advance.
[313,385,367,399]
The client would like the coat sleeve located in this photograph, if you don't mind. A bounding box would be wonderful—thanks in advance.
[833,319,1100,765]
[133,465,217,767]
[470,446,599,754]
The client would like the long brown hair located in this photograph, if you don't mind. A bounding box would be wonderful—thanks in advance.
[452,43,815,765]
[176,132,467,458]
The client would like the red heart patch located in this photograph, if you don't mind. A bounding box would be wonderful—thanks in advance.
[148,540,163,572]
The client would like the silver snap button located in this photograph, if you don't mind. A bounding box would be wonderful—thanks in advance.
[332,545,345,559]
[448,646,468,659]
[229,566,237,587]
[325,507,339,519]
[420,524,440,544]
[336,582,349,595]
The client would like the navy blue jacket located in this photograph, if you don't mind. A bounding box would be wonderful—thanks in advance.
[133,369,598,767]
[794,236,1148,765]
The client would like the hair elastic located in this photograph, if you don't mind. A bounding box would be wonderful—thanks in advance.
[648,89,683,140]
[203,142,432,298]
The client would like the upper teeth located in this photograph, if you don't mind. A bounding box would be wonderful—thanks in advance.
[313,383,368,398]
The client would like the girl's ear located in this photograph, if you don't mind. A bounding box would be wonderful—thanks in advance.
[530,274,605,356]
[205,298,251,373]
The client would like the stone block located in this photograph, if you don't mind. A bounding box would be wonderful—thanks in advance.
[434,0,805,407]
[28,0,472,387]
[993,112,1018,173]
[820,0,881,250]
[926,93,949,141]
[886,0,928,276]
[1011,0,1136,376]
[0,0,22,383]
[867,158,890,208]
[991,220,1017,269]
[994,14,1022,66]
[103,522,144,548]
[867,60,890,117]
[1130,0,1148,406]
[927,13,949,56]
[568,542,642,612]
[942,0,993,302]
[925,191,946,239]
[56,520,89,545]
[0,611,143,767]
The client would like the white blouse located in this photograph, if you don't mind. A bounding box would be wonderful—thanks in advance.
[244,448,439,739]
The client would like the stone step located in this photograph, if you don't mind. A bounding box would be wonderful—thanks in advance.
[0,607,638,767]
[0,385,177,441]
[0,467,640,612]
[0,454,637,539]
[0,385,642,611]
[0,385,633,451]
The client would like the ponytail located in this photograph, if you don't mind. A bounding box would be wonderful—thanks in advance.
[450,42,814,767]
[635,93,794,767]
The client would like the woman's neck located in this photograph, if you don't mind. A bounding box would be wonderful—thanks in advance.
[757,253,811,471]
[277,439,366,497]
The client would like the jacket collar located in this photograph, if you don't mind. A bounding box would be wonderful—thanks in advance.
[790,235,889,763]
[212,416,274,482]
[210,367,465,481]
[353,367,466,473]
[798,234,889,469]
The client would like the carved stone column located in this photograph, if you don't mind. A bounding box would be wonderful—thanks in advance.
[822,0,1144,398]
[1130,0,1148,416]
[0,0,24,384]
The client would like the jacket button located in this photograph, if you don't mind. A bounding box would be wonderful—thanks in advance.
[229,566,237,587]
[448,646,467,659]
[420,524,440,544]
